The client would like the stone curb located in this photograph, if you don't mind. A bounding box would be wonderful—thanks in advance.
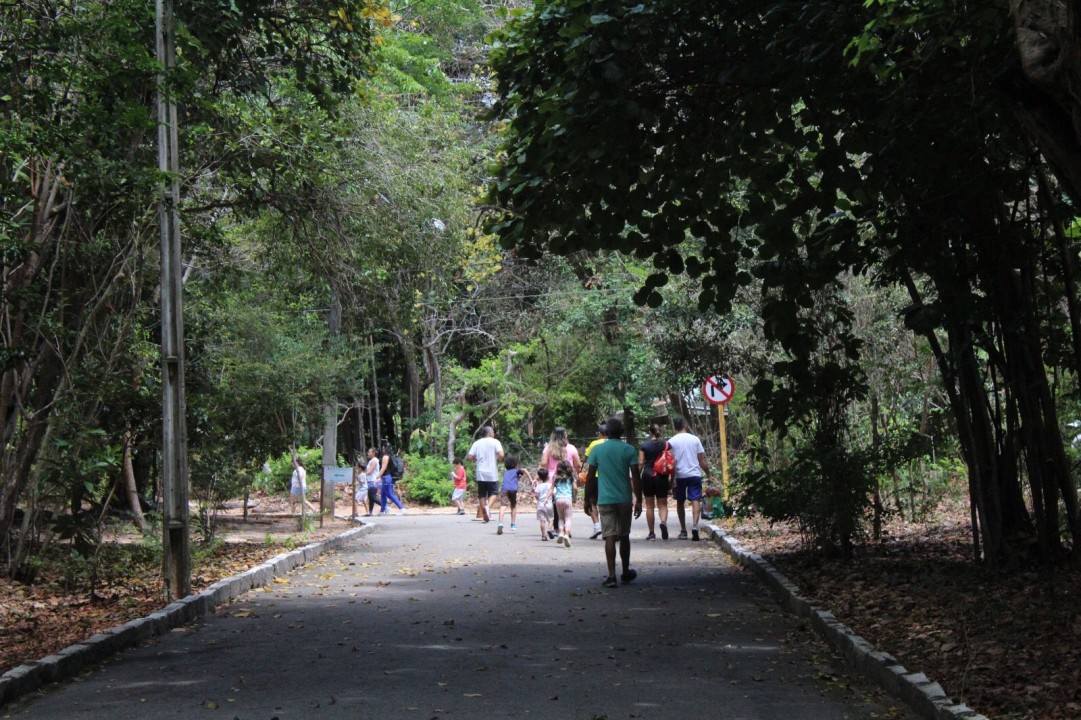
[702,523,988,720]
[0,523,375,710]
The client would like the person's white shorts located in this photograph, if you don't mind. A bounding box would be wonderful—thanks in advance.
[451,487,466,502]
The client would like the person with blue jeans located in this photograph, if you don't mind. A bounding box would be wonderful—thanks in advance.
[668,416,712,541]
[378,441,405,515]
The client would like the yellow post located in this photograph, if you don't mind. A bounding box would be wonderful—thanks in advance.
[718,403,729,501]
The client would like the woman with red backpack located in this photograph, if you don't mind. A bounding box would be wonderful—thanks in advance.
[638,423,671,540]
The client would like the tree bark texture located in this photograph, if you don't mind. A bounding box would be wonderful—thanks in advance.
[122,430,149,533]
[1009,0,1081,204]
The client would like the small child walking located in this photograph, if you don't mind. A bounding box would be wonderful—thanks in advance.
[553,460,576,547]
[498,456,532,534]
[533,467,554,540]
[450,458,467,515]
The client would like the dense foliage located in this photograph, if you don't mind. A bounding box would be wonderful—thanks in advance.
[5,0,1077,594]
[486,0,1081,565]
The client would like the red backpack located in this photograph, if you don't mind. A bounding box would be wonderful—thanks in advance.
[653,442,676,477]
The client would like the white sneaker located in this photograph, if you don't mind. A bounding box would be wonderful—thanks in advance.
[398,508,406,516]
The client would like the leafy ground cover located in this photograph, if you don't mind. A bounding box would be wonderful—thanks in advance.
[729,510,1081,720]
[3,498,1078,720]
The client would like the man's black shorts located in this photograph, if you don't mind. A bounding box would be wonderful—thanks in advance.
[477,480,498,499]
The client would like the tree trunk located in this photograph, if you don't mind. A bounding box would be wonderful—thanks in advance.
[445,370,473,463]
[997,251,1081,562]
[870,392,883,541]
[1008,0,1081,206]
[0,356,61,567]
[398,336,424,421]
[122,429,148,532]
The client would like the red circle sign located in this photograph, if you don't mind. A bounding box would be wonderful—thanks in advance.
[702,375,735,405]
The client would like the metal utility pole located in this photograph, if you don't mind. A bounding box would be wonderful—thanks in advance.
[156,0,191,599]
[320,292,343,525]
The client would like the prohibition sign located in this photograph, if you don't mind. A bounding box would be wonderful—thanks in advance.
[702,375,735,405]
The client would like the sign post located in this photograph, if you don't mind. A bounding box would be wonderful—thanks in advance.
[702,375,735,502]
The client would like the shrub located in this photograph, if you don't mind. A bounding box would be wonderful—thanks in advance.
[739,431,874,557]
[257,447,327,493]
[398,454,454,506]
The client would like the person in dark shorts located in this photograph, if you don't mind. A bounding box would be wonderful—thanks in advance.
[467,426,504,522]
[582,424,607,539]
[638,423,670,540]
[362,448,381,515]
[497,455,531,534]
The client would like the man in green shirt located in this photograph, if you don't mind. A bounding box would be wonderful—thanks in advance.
[585,417,643,588]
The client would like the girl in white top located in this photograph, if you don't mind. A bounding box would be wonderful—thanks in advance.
[533,468,554,540]
[359,447,381,516]
[289,457,316,515]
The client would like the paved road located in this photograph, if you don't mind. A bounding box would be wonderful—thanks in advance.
[9,512,913,719]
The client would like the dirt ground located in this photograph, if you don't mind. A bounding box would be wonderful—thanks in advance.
[727,511,1081,720]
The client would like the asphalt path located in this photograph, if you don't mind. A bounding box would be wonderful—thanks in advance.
[8,511,913,719]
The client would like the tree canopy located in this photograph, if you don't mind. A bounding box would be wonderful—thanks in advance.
[485,0,1081,565]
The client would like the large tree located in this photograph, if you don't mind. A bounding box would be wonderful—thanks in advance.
[486,0,1081,565]
[0,0,376,567]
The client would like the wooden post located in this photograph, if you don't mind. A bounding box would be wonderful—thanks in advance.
[157,0,190,600]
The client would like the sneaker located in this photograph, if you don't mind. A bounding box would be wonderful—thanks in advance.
[691,528,700,541]
[399,509,407,516]
[547,530,557,540]
[677,530,688,540]
[563,536,572,548]
[659,522,669,540]
[510,524,517,532]
[590,529,602,540]
[602,576,618,588]
[646,532,656,540]
[497,524,504,535]
[556,535,566,546]
[457,509,465,515]
[620,568,638,584]
[542,536,549,541]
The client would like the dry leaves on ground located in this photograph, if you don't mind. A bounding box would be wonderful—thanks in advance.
[729,513,1081,720]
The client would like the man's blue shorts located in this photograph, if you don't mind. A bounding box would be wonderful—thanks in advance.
[674,476,703,502]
